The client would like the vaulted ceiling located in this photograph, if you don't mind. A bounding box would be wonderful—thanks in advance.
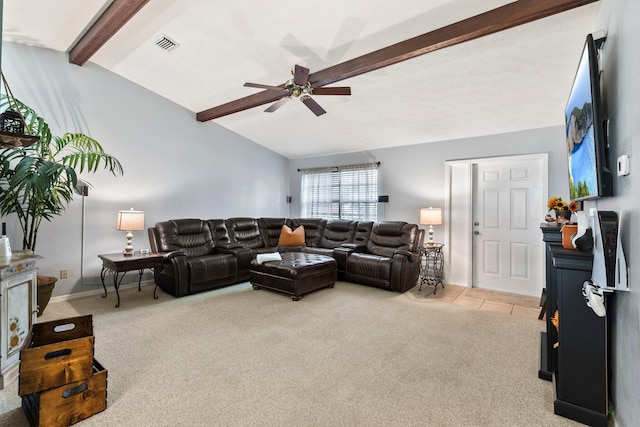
[2,0,599,158]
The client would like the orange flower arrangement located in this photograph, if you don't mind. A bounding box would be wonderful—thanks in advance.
[546,197,579,223]
[568,200,579,212]
[547,197,580,212]
[547,196,568,212]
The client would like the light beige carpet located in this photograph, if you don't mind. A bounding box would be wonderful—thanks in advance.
[0,281,579,426]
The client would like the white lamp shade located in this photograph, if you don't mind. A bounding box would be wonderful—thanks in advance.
[116,210,145,231]
[420,207,442,225]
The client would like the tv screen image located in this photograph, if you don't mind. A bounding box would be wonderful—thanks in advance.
[564,34,612,201]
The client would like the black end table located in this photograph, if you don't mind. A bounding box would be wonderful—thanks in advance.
[419,243,445,293]
[98,252,166,307]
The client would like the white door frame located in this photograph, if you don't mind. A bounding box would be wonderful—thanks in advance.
[444,153,549,288]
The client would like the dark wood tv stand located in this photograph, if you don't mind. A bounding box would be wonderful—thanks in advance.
[539,224,609,427]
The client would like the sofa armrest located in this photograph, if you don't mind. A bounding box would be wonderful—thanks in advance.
[333,246,353,258]
[339,243,367,252]
[389,250,421,292]
[155,250,190,297]
[393,249,419,262]
[217,242,245,250]
[162,250,187,262]
[333,246,357,276]
[216,245,249,255]
[217,246,253,276]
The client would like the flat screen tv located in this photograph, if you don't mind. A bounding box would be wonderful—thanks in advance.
[564,33,612,201]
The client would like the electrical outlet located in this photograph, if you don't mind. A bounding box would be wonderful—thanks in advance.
[60,269,68,279]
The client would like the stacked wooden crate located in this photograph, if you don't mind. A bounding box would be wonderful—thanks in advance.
[19,315,107,427]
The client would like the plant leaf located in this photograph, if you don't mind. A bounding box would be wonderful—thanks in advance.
[0,94,124,250]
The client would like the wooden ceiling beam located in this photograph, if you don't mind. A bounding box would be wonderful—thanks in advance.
[69,0,150,66]
[308,0,599,88]
[196,90,290,122]
[197,0,598,122]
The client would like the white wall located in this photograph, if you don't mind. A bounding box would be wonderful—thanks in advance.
[289,126,570,245]
[593,1,640,425]
[1,42,290,297]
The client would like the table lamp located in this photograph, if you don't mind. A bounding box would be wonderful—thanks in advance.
[116,209,144,255]
[420,207,442,248]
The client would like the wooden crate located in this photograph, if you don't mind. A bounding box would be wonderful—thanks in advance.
[22,359,107,427]
[19,315,95,396]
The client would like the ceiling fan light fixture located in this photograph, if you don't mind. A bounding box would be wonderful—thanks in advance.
[235,64,348,117]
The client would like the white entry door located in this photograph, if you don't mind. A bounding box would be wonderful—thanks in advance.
[471,156,545,296]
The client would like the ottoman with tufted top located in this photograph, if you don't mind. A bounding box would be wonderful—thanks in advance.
[249,252,337,301]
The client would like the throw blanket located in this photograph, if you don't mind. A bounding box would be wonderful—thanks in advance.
[255,252,282,264]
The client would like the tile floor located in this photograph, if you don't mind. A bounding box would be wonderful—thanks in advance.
[425,284,544,320]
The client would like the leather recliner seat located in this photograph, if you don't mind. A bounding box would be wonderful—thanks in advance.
[345,222,421,292]
[150,219,237,296]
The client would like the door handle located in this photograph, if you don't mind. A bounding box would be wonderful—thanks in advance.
[474,222,479,226]
[473,231,480,235]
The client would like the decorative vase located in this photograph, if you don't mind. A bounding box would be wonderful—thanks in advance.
[561,224,578,249]
[556,209,572,224]
[36,275,57,317]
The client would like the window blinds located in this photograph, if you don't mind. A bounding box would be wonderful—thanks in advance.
[300,163,378,221]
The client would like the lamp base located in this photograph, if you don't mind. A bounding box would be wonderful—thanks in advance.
[123,231,134,256]
[426,226,435,247]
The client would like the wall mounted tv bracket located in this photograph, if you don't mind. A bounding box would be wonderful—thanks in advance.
[592,29,607,49]
[592,30,607,76]
[590,209,628,292]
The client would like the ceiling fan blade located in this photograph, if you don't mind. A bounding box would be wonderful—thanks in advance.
[312,87,351,96]
[293,64,310,86]
[264,97,291,113]
[244,82,288,92]
[301,96,326,116]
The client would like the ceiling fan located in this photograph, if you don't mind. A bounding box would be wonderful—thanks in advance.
[243,64,351,116]
[196,0,597,122]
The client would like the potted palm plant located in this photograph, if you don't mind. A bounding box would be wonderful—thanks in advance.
[0,95,124,315]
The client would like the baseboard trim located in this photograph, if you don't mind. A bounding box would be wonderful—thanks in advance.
[48,279,156,303]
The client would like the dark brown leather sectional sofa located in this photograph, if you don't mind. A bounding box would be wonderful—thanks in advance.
[147,217,424,297]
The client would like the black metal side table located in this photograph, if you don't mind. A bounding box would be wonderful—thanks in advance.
[98,252,166,307]
[419,243,444,293]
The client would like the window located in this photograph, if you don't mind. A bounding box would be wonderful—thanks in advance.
[300,163,378,221]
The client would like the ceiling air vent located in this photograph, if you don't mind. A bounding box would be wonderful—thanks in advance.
[154,35,179,51]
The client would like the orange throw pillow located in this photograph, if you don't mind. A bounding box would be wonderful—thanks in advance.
[277,225,306,246]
